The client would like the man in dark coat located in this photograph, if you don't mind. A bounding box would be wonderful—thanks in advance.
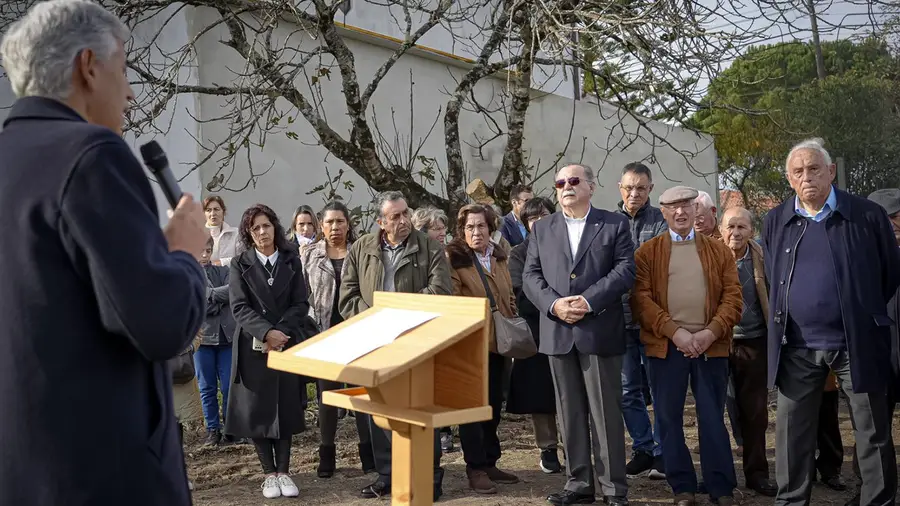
[762,138,900,506]
[0,2,208,505]
[499,184,534,247]
[524,163,635,506]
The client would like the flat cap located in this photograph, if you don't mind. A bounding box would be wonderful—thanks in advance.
[658,185,699,206]
[868,188,900,216]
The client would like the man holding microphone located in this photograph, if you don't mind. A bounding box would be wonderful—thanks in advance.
[0,1,208,505]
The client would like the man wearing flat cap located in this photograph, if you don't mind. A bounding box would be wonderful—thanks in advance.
[631,185,743,506]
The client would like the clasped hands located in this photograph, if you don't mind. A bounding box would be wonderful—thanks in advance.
[264,329,290,352]
[672,328,716,359]
[552,296,590,324]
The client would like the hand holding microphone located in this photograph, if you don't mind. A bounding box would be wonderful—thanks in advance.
[140,141,208,262]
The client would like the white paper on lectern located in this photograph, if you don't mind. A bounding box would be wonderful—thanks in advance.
[294,308,441,365]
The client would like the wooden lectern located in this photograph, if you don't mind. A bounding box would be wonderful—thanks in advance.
[268,292,492,506]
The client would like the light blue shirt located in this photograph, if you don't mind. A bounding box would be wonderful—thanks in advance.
[669,228,695,242]
[794,186,837,222]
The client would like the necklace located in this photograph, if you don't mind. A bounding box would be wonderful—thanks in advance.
[263,260,277,286]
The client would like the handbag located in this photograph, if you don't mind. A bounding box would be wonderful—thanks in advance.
[168,345,196,385]
[471,252,537,359]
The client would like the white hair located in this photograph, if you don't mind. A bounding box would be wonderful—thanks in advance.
[694,190,715,210]
[0,0,129,100]
[785,137,832,172]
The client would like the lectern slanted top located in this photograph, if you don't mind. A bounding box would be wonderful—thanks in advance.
[267,291,492,506]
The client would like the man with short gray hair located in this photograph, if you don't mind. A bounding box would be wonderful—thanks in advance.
[0,1,209,505]
[763,138,900,506]
[340,190,452,501]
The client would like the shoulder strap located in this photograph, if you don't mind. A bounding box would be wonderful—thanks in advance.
[471,253,498,311]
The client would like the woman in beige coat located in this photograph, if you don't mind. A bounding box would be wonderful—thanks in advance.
[301,201,374,477]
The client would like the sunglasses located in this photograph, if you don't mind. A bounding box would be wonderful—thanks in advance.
[554,177,589,189]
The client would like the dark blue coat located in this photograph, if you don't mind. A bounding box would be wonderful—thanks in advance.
[762,188,900,393]
[0,98,206,505]
[523,208,636,356]
[500,211,526,247]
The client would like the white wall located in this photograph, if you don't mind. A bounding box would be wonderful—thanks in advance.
[186,7,716,225]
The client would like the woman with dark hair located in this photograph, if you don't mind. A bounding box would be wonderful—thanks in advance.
[225,204,312,499]
[287,204,320,248]
[300,201,374,477]
[445,204,519,494]
[506,197,562,475]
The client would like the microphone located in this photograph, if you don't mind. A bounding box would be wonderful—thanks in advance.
[139,141,183,210]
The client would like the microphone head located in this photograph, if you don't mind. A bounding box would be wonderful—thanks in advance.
[139,141,168,174]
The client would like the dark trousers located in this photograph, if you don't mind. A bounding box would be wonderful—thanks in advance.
[368,414,443,486]
[815,390,843,479]
[774,347,896,506]
[318,379,371,446]
[648,342,736,500]
[253,437,292,474]
[729,337,770,483]
[459,352,505,469]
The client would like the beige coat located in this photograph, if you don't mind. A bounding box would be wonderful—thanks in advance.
[211,221,242,266]
[301,240,351,331]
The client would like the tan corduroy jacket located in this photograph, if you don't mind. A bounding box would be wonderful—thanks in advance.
[632,232,743,359]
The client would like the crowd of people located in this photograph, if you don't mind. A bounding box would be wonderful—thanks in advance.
[183,137,900,506]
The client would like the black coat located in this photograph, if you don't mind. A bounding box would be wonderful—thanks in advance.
[762,188,900,393]
[0,98,206,505]
[523,208,636,356]
[226,248,314,439]
[506,237,556,414]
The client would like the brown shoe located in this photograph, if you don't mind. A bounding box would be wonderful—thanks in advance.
[466,468,497,494]
[673,493,696,506]
[485,466,519,484]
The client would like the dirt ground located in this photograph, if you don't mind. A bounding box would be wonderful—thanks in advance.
[187,394,883,506]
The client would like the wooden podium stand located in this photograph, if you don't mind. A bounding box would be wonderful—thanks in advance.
[268,291,492,506]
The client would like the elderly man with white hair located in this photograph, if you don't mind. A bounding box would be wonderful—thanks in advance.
[0,0,210,505]
[694,190,721,240]
[762,138,900,506]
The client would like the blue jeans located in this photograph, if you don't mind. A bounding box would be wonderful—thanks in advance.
[648,342,736,500]
[195,343,232,431]
[621,329,660,456]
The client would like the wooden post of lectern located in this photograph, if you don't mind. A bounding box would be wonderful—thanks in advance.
[268,292,492,506]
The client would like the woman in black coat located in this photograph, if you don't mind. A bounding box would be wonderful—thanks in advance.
[505,197,562,475]
[226,204,312,500]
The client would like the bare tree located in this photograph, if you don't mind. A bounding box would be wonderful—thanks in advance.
[1,0,782,215]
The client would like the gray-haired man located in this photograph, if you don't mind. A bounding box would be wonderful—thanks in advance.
[340,191,452,501]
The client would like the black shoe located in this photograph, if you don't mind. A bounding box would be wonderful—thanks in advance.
[434,483,443,501]
[434,467,444,501]
[540,449,562,474]
[358,442,376,474]
[820,474,848,491]
[203,429,221,446]
[625,451,653,478]
[603,496,629,506]
[317,444,336,478]
[361,480,390,498]
[648,455,665,480]
[747,477,777,497]
[440,432,454,453]
[547,490,596,505]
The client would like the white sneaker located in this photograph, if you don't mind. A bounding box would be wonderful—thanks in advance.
[188,480,194,491]
[262,475,281,499]
[278,474,300,497]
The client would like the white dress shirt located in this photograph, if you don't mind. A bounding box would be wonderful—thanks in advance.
[256,249,280,268]
[563,208,590,258]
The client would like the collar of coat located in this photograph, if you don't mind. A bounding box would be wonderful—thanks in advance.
[446,238,508,270]
[358,229,426,258]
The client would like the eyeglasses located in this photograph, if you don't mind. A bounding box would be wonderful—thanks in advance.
[554,177,590,189]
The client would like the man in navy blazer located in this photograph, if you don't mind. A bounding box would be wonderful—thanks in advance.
[0,1,208,505]
[500,184,534,247]
[524,163,636,506]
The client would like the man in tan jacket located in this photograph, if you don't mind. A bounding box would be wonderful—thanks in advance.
[632,186,743,506]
